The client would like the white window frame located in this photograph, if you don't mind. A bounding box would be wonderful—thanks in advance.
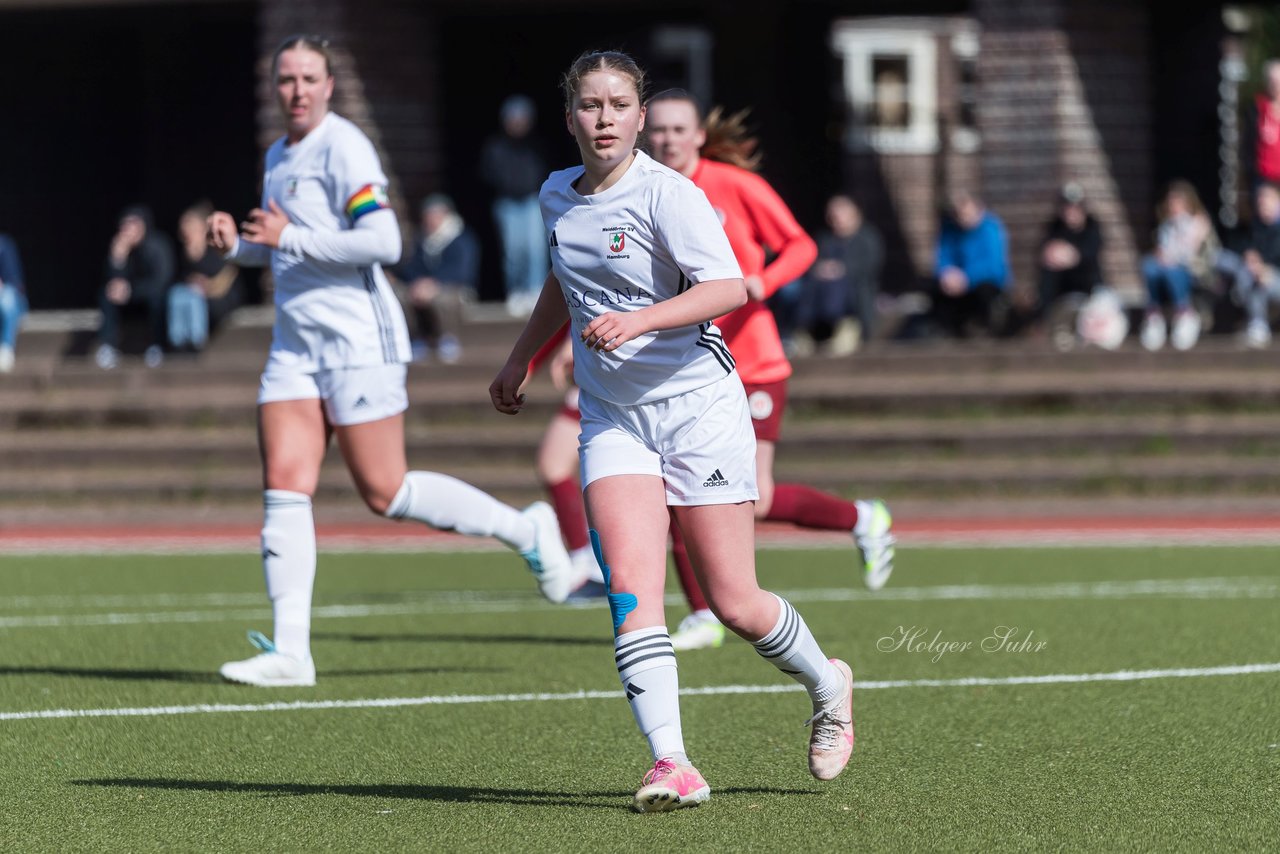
[831,21,939,155]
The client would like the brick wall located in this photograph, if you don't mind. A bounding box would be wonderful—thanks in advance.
[257,0,444,238]
[976,0,1152,297]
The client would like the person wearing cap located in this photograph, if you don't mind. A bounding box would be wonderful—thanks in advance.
[479,94,549,316]
[95,205,175,369]
[1035,182,1103,320]
[393,193,480,363]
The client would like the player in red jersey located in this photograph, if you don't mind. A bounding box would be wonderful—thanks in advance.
[646,90,895,649]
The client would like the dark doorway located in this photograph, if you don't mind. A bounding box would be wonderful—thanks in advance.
[0,2,259,309]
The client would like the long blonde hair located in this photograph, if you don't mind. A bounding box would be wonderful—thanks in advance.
[646,89,763,172]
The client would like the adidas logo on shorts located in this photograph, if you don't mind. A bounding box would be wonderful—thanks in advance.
[353,395,369,408]
[702,469,729,488]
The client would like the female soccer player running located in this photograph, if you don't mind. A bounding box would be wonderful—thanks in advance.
[490,50,855,813]
[207,35,573,687]
[645,91,896,650]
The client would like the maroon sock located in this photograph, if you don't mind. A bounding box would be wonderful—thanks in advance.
[669,519,710,613]
[547,477,590,551]
[766,483,858,530]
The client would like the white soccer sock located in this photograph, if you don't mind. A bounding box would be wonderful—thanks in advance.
[615,627,687,762]
[752,594,843,709]
[385,471,534,552]
[262,489,316,662]
[571,545,605,583]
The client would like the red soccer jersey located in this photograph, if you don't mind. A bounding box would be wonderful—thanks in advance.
[689,159,817,384]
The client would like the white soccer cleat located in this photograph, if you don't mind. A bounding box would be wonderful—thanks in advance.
[670,610,726,651]
[519,501,583,604]
[219,631,315,687]
[806,658,855,781]
[854,499,896,591]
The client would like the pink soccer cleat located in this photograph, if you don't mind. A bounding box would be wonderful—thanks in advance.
[806,658,855,780]
[631,757,711,813]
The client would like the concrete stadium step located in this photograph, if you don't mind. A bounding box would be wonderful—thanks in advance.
[9,364,1280,428]
[7,452,1280,505]
[6,413,1280,471]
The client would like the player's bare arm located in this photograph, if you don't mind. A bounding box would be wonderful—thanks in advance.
[581,277,746,352]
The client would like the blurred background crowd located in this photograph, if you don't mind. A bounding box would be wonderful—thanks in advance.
[2,0,1280,370]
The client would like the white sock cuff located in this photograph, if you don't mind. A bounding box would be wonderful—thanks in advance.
[265,489,311,509]
[385,477,413,520]
[753,594,798,658]
[615,627,676,681]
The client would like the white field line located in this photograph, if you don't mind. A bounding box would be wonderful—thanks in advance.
[7,529,1280,555]
[2,662,1278,723]
[1,577,1278,629]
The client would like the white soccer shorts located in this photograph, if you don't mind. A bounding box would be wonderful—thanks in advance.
[257,360,408,426]
[578,372,759,506]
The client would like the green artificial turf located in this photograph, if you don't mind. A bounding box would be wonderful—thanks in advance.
[0,546,1276,851]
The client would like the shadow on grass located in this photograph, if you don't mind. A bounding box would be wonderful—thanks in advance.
[0,666,224,684]
[72,778,817,809]
[312,631,608,647]
[0,665,504,684]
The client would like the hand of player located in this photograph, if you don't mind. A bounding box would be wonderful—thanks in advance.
[581,310,649,352]
[744,275,766,301]
[489,360,530,415]
[241,199,290,248]
[206,211,239,253]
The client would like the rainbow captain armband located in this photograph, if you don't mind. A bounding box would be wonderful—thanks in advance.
[345,184,390,221]
[590,528,636,634]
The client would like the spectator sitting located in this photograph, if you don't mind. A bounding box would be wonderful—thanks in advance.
[932,190,1011,337]
[1036,182,1103,318]
[1215,182,1280,347]
[1139,180,1218,351]
[479,95,549,316]
[1244,59,1280,205]
[168,201,242,354]
[96,205,174,369]
[0,233,27,373]
[394,193,480,363]
[795,194,883,355]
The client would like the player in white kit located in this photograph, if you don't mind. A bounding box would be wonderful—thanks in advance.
[490,50,855,813]
[206,35,574,688]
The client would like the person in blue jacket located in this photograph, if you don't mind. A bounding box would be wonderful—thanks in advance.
[0,233,26,372]
[932,190,1011,337]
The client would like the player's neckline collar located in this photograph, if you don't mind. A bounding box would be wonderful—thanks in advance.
[570,150,643,202]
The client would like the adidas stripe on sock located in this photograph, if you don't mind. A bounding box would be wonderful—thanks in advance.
[262,489,316,661]
[615,627,686,761]
[752,594,842,708]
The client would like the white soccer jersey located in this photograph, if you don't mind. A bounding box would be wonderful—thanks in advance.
[255,112,410,370]
[541,150,743,406]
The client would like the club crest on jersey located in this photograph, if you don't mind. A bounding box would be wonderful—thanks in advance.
[609,232,626,253]
[285,177,299,199]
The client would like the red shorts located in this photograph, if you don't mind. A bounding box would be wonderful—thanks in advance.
[742,379,787,442]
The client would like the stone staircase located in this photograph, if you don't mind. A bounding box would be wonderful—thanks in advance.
[4,307,1280,530]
